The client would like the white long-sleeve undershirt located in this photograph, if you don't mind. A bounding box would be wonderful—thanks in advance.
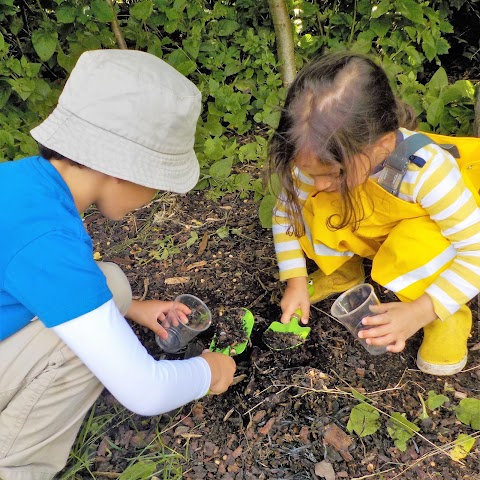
[52,299,211,416]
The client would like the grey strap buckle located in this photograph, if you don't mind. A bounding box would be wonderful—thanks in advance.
[377,134,435,196]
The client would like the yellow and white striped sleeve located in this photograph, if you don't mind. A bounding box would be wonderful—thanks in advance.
[411,143,480,320]
[272,168,315,281]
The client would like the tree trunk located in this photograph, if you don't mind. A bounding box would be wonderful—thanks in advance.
[267,0,296,87]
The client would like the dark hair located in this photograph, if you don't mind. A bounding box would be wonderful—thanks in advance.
[38,144,82,167]
[268,51,417,235]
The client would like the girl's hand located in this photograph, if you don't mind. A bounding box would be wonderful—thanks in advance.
[358,294,437,352]
[125,299,190,339]
[280,277,310,324]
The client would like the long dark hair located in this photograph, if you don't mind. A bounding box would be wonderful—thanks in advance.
[268,51,417,236]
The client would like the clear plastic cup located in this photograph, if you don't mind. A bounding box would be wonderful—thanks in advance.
[155,294,212,353]
[330,283,387,355]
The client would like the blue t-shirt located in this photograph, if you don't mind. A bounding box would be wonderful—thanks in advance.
[0,156,112,340]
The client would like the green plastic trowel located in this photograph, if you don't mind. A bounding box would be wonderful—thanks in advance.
[263,279,314,351]
[209,308,255,356]
[263,309,311,351]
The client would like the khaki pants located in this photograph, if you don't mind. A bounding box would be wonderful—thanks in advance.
[0,262,132,480]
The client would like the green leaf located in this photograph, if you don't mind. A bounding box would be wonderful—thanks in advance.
[118,460,156,480]
[351,389,369,402]
[234,172,252,191]
[371,0,391,19]
[421,31,437,62]
[31,29,58,62]
[0,130,14,147]
[216,19,240,36]
[347,403,381,437]
[396,0,425,24]
[209,158,232,179]
[186,231,199,248]
[258,194,276,228]
[203,137,225,161]
[369,18,391,37]
[216,226,230,239]
[455,398,480,430]
[441,81,475,104]
[426,99,444,128]
[130,1,154,21]
[387,412,419,452]
[426,391,448,411]
[0,86,11,109]
[56,6,77,24]
[7,78,35,101]
[91,0,114,22]
[427,67,448,93]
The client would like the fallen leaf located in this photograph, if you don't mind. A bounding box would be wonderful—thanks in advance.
[258,417,276,435]
[323,423,353,461]
[198,232,209,255]
[231,373,247,385]
[164,276,190,285]
[314,460,335,480]
[186,260,207,271]
[470,341,480,351]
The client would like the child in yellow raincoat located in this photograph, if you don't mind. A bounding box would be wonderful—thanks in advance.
[270,51,480,376]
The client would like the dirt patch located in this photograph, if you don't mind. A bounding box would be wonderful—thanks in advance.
[68,189,480,480]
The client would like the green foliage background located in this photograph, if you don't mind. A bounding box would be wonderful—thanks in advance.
[0,0,477,210]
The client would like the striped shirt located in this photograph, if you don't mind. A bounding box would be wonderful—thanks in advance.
[272,128,480,320]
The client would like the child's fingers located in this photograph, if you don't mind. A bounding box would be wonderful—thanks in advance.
[358,325,390,341]
[368,304,389,314]
[386,339,406,353]
[280,309,296,324]
[154,324,169,340]
[361,314,388,326]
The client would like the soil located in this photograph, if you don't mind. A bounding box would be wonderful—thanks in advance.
[64,188,480,480]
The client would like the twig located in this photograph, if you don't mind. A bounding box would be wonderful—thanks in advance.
[106,0,127,49]
[388,431,480,479]
[243,385,291,415]
[351,467,397,480]
[140,277,150,301]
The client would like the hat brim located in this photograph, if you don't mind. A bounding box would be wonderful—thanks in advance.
[30,106,200,194]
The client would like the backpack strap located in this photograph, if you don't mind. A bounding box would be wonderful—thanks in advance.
[378,132,462,196]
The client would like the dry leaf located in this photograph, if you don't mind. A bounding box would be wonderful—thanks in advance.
[470,341,480,351]
[198,232,209,255]
[314,460,335,480]
[323,423,353,461]
[186,260,207,271]
[164,276,190,285]
[231,374,247,385]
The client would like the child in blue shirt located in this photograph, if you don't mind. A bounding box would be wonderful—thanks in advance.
[0,49,236,480]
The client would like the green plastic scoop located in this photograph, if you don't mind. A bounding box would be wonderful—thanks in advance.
[263,279,314,351]
[263,309,311,351]
[209,308,255,356]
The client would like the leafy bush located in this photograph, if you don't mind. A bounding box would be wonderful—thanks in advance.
[0,0,477,207]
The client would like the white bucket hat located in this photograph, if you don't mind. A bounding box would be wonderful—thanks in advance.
[30,49,201,194]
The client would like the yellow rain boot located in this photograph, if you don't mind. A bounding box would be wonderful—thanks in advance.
[308,256,365,304]
[416,305,472,376]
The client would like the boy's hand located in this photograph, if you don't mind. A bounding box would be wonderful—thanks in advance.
[280,277,310,324]
[200,351,236,395]
[358,294,437,352]
[126,299,189,339]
